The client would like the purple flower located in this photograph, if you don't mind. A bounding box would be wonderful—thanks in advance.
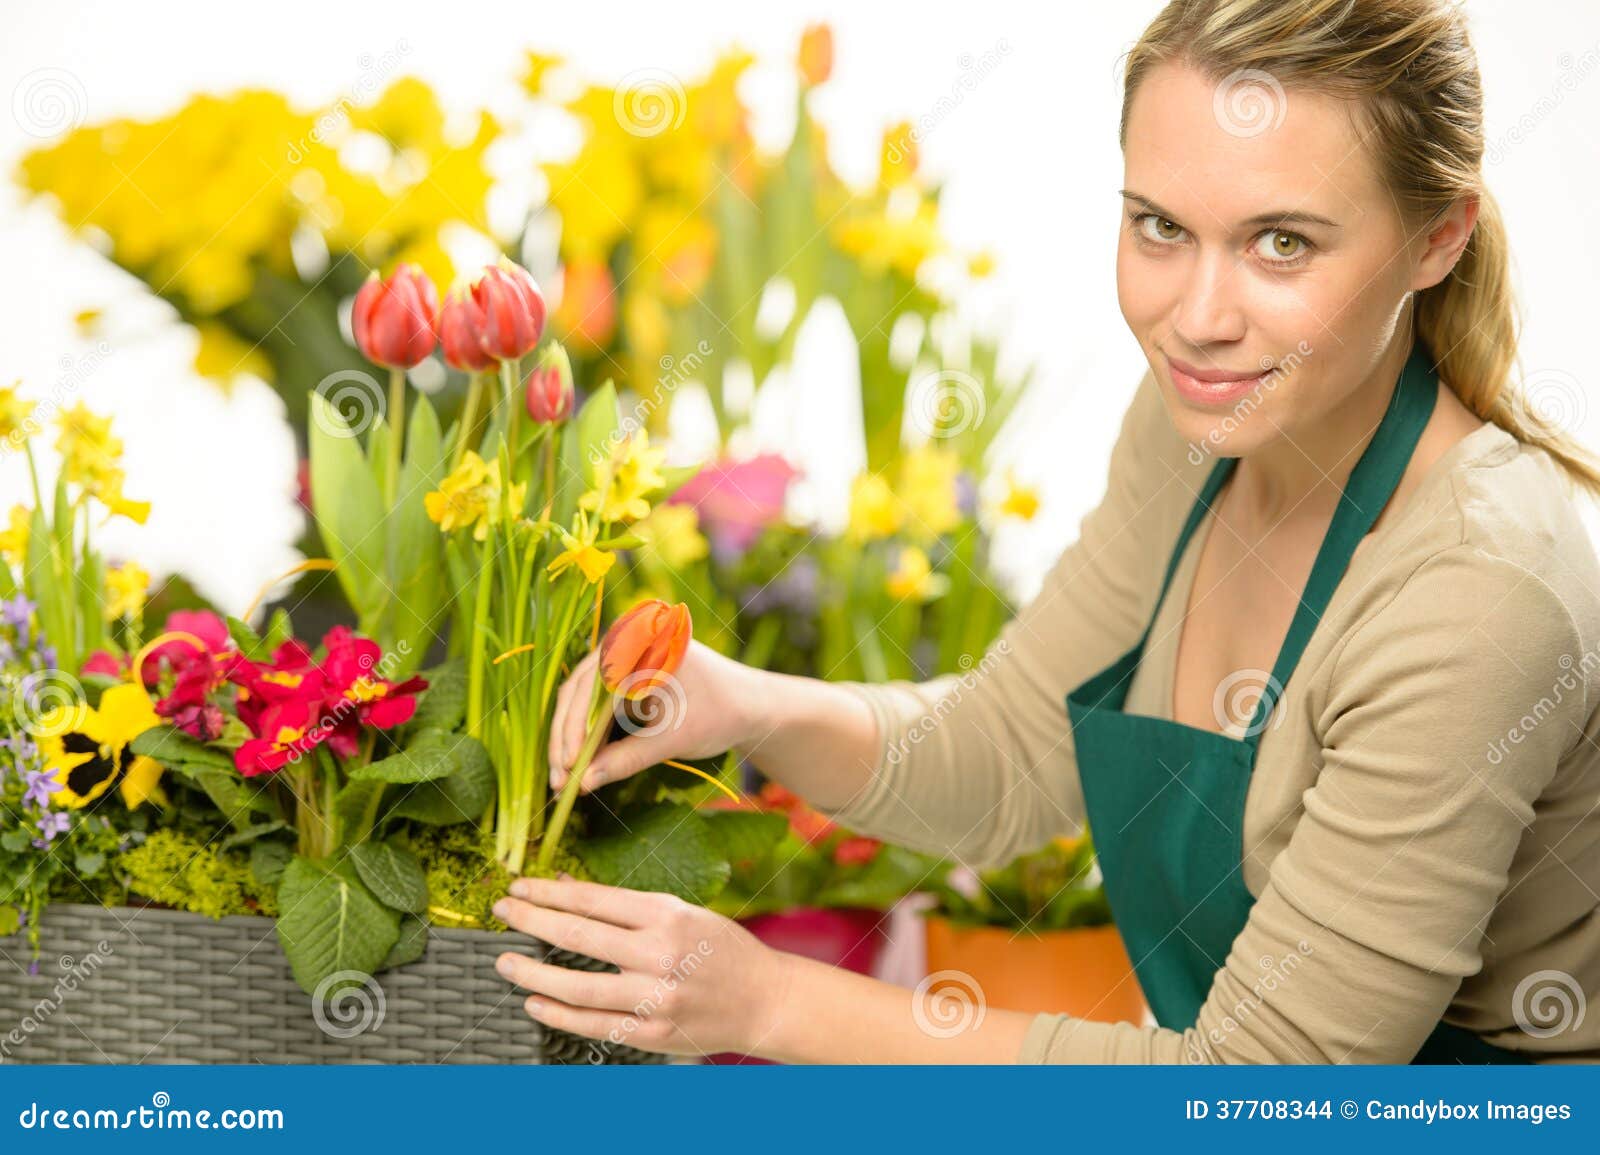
[22,767,59,809]
[954,471,978,519]
[33,810,69,845]
[2,594,34,643]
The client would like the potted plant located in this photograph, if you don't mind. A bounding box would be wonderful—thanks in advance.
[922,833,1147,1025]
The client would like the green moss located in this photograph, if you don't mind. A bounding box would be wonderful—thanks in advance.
[410,826,589,930]
[121,829,277,919]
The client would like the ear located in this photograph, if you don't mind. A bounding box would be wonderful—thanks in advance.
[1410,195,1480,293]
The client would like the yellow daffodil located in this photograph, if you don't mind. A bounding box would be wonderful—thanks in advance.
[886,546,949,603]
[996,470,1040,522]
[85,466,151,526]
[847,472,902,541]
[425,452,524,541]
[0,504,29,567]
[580,429,667,525]
[55,403,121,486]
[104,561,151,621]
[547,510,615,584]
[898,443,963,539]
[0,381,36,445]
[36,683,165,810]
[636,503,708,569]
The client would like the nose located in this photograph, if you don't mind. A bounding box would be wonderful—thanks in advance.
[1172,247,1247,348]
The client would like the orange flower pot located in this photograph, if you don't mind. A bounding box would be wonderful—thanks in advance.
[922,917,1147,1024]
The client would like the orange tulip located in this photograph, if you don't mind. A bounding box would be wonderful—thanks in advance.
[352,264,438,369]
[798,24,833,87]
[599,599,692,699]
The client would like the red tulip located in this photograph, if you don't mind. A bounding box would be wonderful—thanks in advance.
[525,364,573,424]
[352,264,438,369]
[470,260,546,361]
[439,290,496,371]
[599,599,692,700]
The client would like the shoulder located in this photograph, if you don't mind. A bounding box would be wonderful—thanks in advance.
[1328,427,1600,732]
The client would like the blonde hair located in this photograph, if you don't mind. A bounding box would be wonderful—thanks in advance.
[1120,0,1600,496]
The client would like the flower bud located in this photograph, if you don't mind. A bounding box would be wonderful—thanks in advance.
[471,259,547,361]
[525,344,575,424]
[352,264,438,369]
[599,599,692,700]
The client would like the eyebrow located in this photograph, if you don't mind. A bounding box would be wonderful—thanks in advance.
[1119,189,1344,230]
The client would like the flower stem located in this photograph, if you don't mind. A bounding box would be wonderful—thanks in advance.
[385,366,406,506]
[452,371,484,469]
[535,678,610,873]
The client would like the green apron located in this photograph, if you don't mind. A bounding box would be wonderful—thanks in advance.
[1066,342,1528,1064]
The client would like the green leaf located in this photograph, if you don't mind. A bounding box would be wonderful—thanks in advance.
[263,607,293,651]
[0,904,20,937]
[308,390,387,628]
[129,725,237,772]
[333,778,384,844]
[275,856,400,995]
[411,658,468,733]
[383,393,447,669]
[700,809,788,869]
[348,840,429,914]
[388,745,495,825]
[575,381,619,489]
[226,614,268,660]
[379,914,428,971]
[193,768,277,830]
[220,820,288,852]
[250,839,293,887]
[575,804,729,904]
[349,731,488,784]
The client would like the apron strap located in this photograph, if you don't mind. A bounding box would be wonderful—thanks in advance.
[1243,343,1439,744]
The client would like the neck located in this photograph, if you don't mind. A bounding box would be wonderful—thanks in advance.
[1231,336,1414,526]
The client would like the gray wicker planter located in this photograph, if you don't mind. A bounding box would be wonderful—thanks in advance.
[0,904,667,1065]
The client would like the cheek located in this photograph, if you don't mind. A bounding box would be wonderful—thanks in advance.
[1115,237,1169,329]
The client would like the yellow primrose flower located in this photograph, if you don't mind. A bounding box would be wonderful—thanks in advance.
[547,510,615,584]
[425,451,522,541]
[36,683,165,810]
[636,503,708,569]
[580,429,667,525]
[847,472,902,541]
[0,504,29,566]
[0,381,37,445]
[104,561,151,621]
[898,443,963,539]
[996,470,1040,522]
[886,546,949,603]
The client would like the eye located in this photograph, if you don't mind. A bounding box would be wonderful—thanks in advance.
[1130,212,1186,245]
[1253,229,1312,265]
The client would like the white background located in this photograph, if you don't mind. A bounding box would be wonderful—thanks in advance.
[1,0,1596,613]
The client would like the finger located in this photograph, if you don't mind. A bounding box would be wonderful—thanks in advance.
[495,951,644,1012]
[493,897,652,969]
[518,994,647,1049]
[577,731,676,793]
[508,875,674,929]
[549,653,596,787]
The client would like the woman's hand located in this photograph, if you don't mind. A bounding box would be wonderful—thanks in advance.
[493,875,790,1057]
[548,639,764,794]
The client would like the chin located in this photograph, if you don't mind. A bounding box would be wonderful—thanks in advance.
[1160,389,1276,464]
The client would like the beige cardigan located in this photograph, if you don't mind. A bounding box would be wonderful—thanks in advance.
[821,370,1600,1063]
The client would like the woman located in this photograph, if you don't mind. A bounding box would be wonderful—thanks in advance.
[493,0,1600,1063]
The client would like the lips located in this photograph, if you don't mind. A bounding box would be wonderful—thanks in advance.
[1164,352,1271,408]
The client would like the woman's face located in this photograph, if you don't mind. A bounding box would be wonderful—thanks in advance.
[1116,61,1462,461]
